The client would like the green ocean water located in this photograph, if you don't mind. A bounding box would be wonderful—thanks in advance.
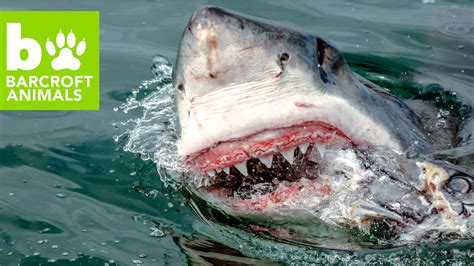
[0,0,473,264]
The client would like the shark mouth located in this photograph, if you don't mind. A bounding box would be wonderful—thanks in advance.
[183,121,356,203]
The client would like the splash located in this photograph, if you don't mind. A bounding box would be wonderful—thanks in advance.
[114,55,185,187]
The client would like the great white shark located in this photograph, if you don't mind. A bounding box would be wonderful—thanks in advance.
[171,6,473,241]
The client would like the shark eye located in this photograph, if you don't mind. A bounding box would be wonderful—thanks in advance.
[177,83,185,93]
[316,38,325,66]
[447,176,471,194]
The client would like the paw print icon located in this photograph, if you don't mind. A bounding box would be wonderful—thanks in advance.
[46,30,86,71]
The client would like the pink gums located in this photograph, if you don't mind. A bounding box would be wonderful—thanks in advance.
[183,121,354,172]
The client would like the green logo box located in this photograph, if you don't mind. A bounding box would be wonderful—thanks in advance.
[0,11,100,110]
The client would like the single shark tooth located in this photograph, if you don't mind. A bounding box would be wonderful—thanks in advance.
[234,163,248,176]
[315,143,326,157]
[299,142,309,154]
[281,149,295,163]
[259,156,273,168]
[223,167,230,174]
[207,171,216,177]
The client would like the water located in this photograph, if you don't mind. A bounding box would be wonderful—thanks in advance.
[0,0,473,264]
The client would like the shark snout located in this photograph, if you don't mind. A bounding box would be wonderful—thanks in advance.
[188,7,220,50]
[179,6,241,83]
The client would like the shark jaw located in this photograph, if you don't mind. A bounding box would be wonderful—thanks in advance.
[174,30,405,211]
[180,115,372,206]
[178,89,403,177]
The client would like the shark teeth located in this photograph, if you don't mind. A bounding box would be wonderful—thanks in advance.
[259,156,273,168]
[315,143,326,157]
[223,167,230,174]
[234,163,248,176]
[281,149,295,163]
[204,142,314,177]
[299,142,309,154]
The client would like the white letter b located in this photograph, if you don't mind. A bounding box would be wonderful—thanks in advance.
[6,23,42,71]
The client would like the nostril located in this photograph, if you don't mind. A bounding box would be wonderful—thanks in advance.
[277,53,290,77]
[280,53,290,63]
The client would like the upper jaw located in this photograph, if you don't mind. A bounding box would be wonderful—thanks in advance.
[183,121,352,174]
[177,92,402,159]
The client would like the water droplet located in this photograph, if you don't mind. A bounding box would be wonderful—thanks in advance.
[436,119,447,128]
[146,190,160,198]
[52,245,58,249]
[39,228,51,234]
[132,259,143,264]
[56,193,66,198]
[138,254,147,258]
[150,228,164,237]
[9,193,14,196]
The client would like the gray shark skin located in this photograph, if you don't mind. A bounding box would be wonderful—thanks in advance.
[172,6,474,242]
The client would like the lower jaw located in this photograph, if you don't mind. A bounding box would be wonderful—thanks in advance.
[188,141,354,214]
[200,177,332,213]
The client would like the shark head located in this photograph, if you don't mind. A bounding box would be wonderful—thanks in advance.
[170,6,472,241]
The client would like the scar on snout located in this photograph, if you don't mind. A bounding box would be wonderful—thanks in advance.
[209,36,217,50]
[294,101,318,108]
